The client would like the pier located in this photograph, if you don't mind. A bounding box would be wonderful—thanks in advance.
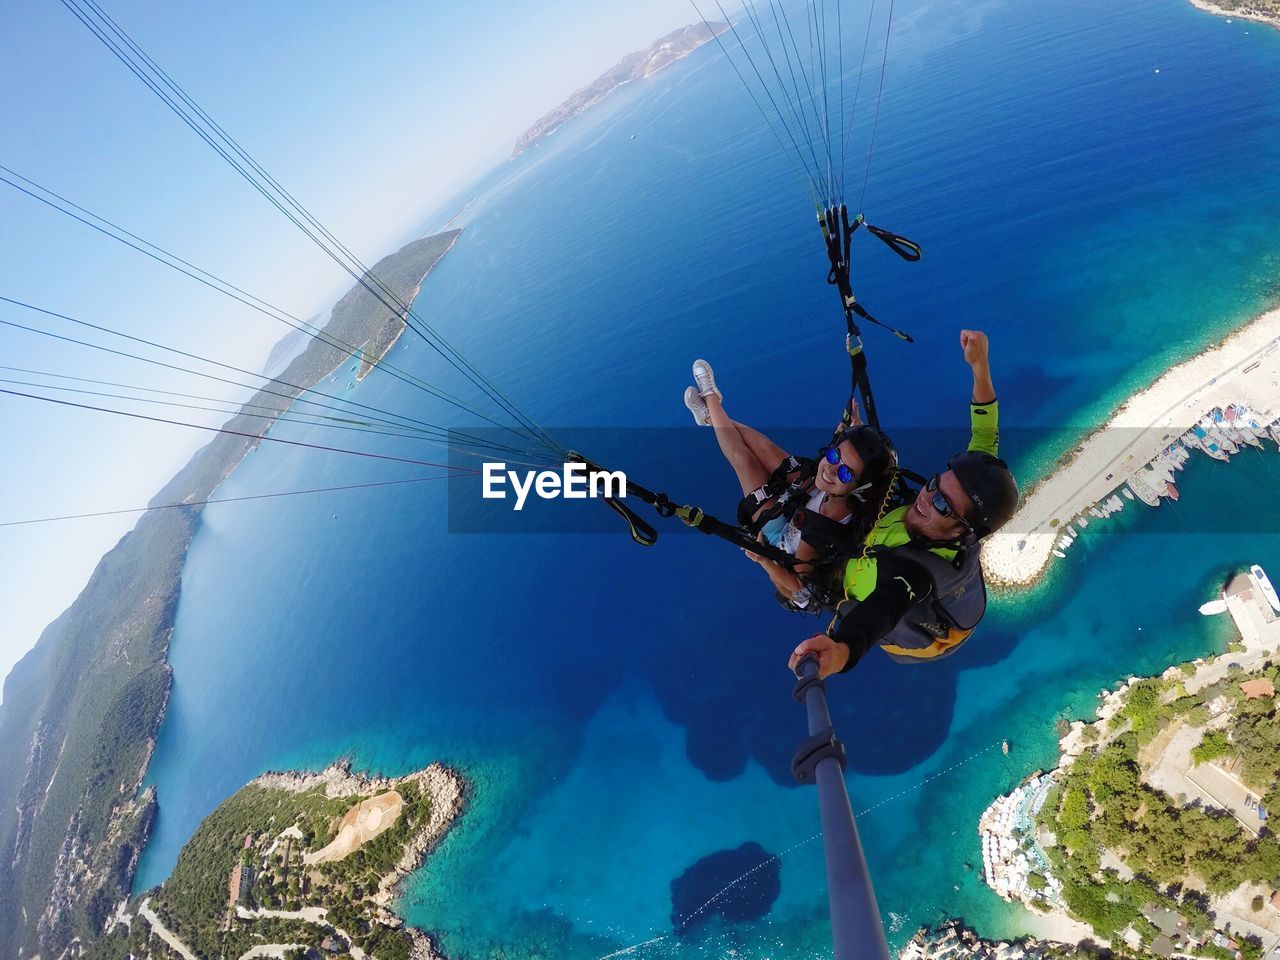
[983,307,1280,585]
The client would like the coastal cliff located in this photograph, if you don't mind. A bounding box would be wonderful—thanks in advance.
[511,21,729,158]
[0,230,461,960]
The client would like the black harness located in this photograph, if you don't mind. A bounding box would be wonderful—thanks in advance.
[577,204,924,614]
[733,451,911,614]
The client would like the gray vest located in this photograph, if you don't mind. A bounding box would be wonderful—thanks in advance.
[875,544,987,664]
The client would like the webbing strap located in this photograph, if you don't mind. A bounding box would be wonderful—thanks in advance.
[864,223,922,262]
[603,497,658,546]
[820,204,919,436]
[844,330,880,430]
[738,455,809,533]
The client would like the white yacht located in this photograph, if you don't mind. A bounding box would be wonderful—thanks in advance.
[1250,565,1280,614]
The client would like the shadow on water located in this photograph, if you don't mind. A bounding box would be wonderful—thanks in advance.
[670,841,781,933]
[641,588,1024,782]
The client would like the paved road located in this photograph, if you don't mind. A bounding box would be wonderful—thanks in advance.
[236,945,306,960]
[235,905,367,960]
[139,898,201,960]
[1188,763,1265,835]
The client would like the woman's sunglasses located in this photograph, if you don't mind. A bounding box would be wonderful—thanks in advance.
[824,446,856,484]
[924,475,972,531]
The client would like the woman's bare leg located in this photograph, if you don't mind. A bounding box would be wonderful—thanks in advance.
[705,394,774,496]
[732,421,791,475]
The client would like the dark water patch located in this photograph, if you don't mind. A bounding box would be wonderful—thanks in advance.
[682,690,750,781]
[670,841,780,933]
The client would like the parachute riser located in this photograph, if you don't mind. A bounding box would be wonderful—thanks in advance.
[817,204,921,436]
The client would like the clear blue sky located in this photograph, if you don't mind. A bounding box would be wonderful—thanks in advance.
[0,0,699,690]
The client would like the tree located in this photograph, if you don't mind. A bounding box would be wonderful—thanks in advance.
[1191,730,1230,766]
[1060,788,1091,831]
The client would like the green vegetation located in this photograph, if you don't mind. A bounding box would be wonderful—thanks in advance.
[1198,1,1280,20]
[145,771,440,960]
[0,231,460,960]
[1192,729,1231,765]
[1035,662,1280,951]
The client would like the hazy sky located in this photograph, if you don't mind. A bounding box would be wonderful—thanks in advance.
[0,0,700,691]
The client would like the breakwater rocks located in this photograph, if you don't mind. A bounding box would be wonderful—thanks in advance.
[900,919,1097,959]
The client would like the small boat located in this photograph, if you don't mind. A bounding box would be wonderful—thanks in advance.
[1002,740,1010,755]
[1053,550,1066,559]
[1199,599,1227,616]
[1165,481,1179,501]
[1251,565,1280,613]
[1127,476,1161,507]
[1066,524,1078,538]
[1078,516,1090,529]
[1123,487,1135,500]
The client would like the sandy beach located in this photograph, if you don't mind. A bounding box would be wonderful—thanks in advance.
[982,305,1280,586]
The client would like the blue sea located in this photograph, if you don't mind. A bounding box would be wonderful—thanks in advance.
[132,0,1280,955]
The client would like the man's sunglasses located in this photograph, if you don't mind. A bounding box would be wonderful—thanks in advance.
[925,475,972,531]
[824,446,857,484]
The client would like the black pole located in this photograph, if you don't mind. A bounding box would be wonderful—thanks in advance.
[791,654,890,960]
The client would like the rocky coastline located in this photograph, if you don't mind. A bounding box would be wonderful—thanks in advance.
[1188,0,1280,30]
[254,760,466,958]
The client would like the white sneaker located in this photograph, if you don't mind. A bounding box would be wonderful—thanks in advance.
[684,386,711,426]
[692,359,722,402]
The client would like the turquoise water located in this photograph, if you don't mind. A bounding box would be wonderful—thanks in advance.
[132,0,1280,955]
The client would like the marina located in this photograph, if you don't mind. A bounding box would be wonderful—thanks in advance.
[994,400,1280,569]
[983,309,1280,586]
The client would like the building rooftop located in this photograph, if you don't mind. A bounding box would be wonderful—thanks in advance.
[1142,906,1186,937]
[1227,573,1256,600]
[1241,677,1276,699]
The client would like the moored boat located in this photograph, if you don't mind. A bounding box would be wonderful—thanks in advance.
[1251,565,1280,614]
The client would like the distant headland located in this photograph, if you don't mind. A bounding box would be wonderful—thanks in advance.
[511,21,730,158]
[0,230,461,960]
[1188,0,1280,31]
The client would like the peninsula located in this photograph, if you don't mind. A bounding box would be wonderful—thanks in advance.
[0,229,460,960]
[86,760,465,960]
[510,21,730,158]
[982,305,1280,586]
[961,567,1280,958]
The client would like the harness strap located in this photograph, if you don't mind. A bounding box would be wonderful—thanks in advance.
[844,330,881,429]
[603,497,658,546]
[864,222,922,262]
[850,301,914,344]
[738,455,811,534]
